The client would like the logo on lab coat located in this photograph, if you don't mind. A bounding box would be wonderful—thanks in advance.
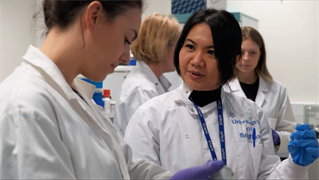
[231,119,260,125]
[227,112,235,118]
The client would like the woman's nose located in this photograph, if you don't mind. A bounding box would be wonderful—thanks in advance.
[119,45,130,64]
[242,52,249,61]
[191,51,204,67]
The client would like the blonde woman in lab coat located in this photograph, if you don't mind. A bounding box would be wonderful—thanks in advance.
[125,8,318,179]
[0,1,226,179]
[224,26,296,155]
[114,13,181,137]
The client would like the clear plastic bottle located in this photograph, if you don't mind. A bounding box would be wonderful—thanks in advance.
[110,101,116,113]
[102,89,111,113]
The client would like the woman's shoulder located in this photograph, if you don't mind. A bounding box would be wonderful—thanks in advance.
[136,88,182,115]
[1,65,64,117]
[272,79,286,89]
[121,67,158,93]
[261,77,287,94]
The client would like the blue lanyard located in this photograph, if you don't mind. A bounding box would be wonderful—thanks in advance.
[189,97,227,165]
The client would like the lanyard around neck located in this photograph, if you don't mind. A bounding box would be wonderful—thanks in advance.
[189,97,227,165]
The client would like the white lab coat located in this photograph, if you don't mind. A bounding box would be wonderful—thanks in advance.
[125,82,309,179]
[224,76,296,154]
[114,61,171,137]
[0,45,172,179]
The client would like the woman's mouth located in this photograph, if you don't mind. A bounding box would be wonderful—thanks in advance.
[110,64,117,72]
[188,71,204,79]
[111,63,119,68]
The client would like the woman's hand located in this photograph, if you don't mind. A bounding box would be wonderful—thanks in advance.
[271,129,280,145]
[170,160,224,180]
[288,123,319,166]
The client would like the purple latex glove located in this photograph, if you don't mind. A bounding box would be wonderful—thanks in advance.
[272,128,280,145]
[170,160,224,180]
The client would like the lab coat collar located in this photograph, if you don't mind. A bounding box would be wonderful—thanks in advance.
[255,76,270,107]
[23,45,96,101]
[177,82,225,115]
[228,76,270,107]
[226,77,245,97]
[71,78,96,103]
[179,81,193,100]
[159,75,172,92]
[136,60,172,92]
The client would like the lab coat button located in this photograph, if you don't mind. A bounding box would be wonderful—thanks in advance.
[191,109,194,112]
[185,135,189,138]
[177,102,181,106]
[186,90,188,93]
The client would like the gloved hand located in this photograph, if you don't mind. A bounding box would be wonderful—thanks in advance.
[170,160,224,180]
[272,129,280,145]
[288,123,319,166]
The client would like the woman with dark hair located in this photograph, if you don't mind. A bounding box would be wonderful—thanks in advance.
[224,26,296,155]
[125,8,318,179]
[0,1,225,179]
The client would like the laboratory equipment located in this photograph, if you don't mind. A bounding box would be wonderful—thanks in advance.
[103,89,111,113]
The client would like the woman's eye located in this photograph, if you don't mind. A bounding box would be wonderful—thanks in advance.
[208,50,215,55]
[251,51,255,55]
[185,44,195,50]
[124,38,131,45]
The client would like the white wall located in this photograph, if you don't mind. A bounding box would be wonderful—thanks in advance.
[35,0,45,48]
[142,0,172,20]
[0,0,37,82]
[207,0,226,10]
[227,0,319,104]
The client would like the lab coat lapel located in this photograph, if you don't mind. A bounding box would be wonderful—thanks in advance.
[67,97,130,179]
[177,102,205,166]
[228,78,247,98]
[175,84,201,166]
[71,79,130,179]
[138,61,171,94]
[255,76,269,107]
[23,45,78,101]
[176,83,210,167]
[158,75,172,93]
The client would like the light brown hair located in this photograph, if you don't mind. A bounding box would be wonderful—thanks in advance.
[235,26,273,83]
[131,13,181,64]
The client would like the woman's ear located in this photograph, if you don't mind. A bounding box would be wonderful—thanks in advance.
[83,1,103,32]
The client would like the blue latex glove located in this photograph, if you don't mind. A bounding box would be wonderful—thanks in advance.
[170,160,224,180]
[272,128,280,145]
[288,123,319,166]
